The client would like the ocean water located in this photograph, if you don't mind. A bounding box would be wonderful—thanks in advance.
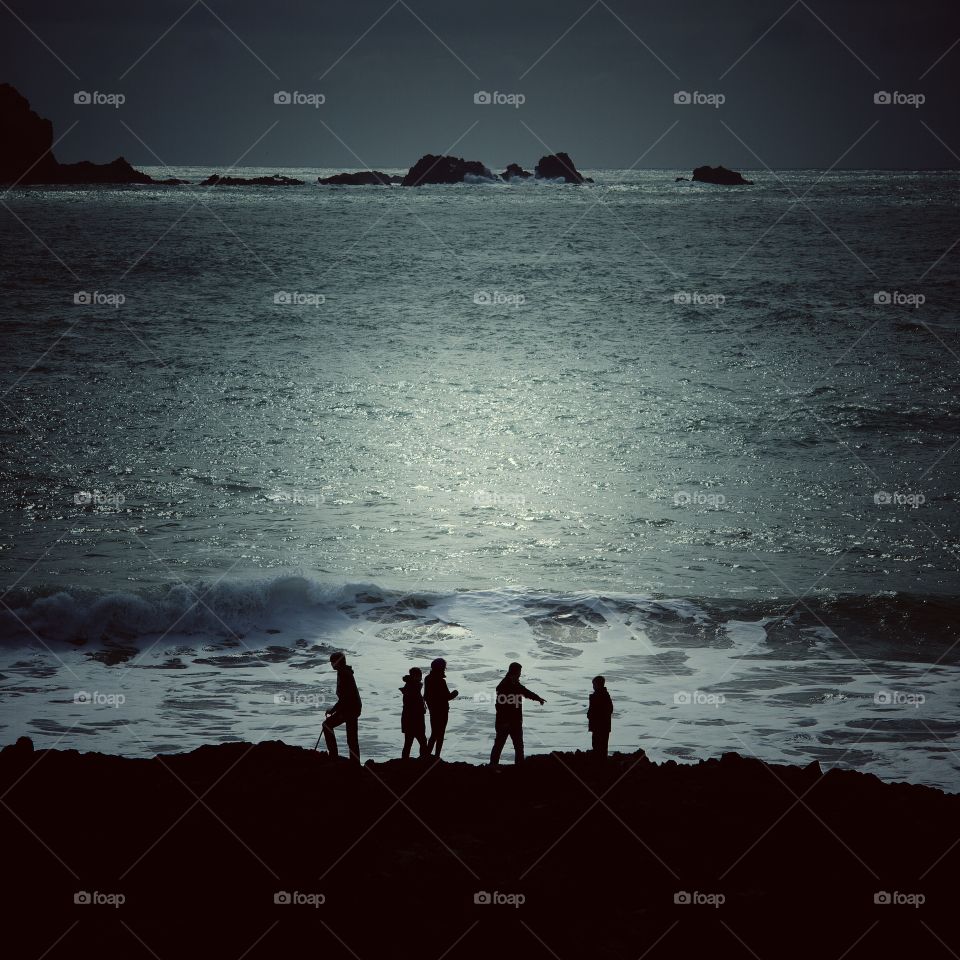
[1,168,958,787]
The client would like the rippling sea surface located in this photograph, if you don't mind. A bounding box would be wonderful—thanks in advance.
[1,168,958,787]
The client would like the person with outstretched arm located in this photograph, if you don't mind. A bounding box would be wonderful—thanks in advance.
[588,675,613,759]
[489,661,545,765]
[322,652,362,763]
[400,666,428,759]
[425,657,458,758]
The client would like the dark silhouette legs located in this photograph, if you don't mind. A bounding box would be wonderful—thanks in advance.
[490,721,524,765]
[323,712,360,763]
[427,712,448,757]
[402,732,428,759]
[592,730,609,759]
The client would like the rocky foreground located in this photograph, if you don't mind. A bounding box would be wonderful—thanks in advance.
[1,738,956,958]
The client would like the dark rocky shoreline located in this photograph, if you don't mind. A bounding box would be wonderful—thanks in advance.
[1,737,955,958]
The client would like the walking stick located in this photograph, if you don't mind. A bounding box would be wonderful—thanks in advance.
[314,712,329,751]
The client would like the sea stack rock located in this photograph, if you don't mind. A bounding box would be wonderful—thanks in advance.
[0,83,58,183]
[0,82,162,185]
[500,163,532,180]
[691,165,753,185]
[401,154,495,186]
[317,171,402,185]
[534,152,591,183]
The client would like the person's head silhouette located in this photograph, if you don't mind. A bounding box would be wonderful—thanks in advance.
[330,652,346,670]
[593,675,605,691]
[408,667,422,681]
[507,661,522,678]
[431,657,446,674]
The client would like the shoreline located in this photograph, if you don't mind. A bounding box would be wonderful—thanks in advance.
[3,738,958,957]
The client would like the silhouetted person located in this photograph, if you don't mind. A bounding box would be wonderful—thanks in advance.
[400,666,428,759]
[489,662,545,765]
[425,657,458,758]
[322,652,361,763]
[588,675,613,759]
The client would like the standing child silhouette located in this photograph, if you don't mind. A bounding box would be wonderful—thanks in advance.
[400,667,428,759]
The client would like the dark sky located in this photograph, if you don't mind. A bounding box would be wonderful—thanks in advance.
[2,0,958,169]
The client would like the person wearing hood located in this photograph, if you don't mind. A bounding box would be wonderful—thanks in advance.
[322,652,362,763]
[424,658,458,758]
[587,675,613,759]
[400,666,428,759]
[489,661,545,765]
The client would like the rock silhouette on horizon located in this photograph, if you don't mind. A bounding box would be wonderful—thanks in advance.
[534,152,592,183]
[318,170,403,185]
[500,162,532,180]
[201,172,304,186]
[692,164,754,185]
[402,154,496,186]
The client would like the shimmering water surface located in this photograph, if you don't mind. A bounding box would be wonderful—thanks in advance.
[1,169,958,787]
